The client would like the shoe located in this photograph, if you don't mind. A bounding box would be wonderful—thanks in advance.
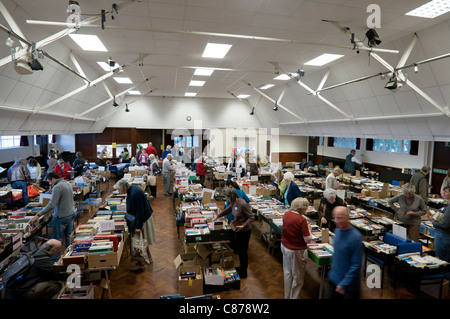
[164,193,169,196]
[238,272,247,279]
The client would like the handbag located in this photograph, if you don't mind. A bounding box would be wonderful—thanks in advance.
[131,231,150,264]
[149,175,157,186]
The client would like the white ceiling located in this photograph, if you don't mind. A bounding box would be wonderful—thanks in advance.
[0,0,450,140]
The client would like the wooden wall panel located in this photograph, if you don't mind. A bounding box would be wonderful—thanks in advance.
[432,141,450,194]
[276,152,307,164]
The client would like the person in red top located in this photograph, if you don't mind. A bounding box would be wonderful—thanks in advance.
[195,157,206,186]
[146,142,157,157]
[54,159,73,180]
[281,197,312,299]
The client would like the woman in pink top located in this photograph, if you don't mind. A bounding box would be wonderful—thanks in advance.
[281,197,312,299]
[139,149,149,165]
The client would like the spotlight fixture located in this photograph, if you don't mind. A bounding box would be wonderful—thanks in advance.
[297,69,305,78]
[125,103,130,112]
[113,96,118,107]
[384,76,403,92]
[5,34,14,48]
[414,64,419,73]
[366,29,381,47]
[108,57,115,67]
[249,107,255,115]
[273,102,278,111]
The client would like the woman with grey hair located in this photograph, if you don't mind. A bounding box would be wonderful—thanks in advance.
[388,183,426,242]
[114,179,156,271]
[281,197,312,299]
[326,168,343,190]
[283,172,302,206]
[318,188,346,231]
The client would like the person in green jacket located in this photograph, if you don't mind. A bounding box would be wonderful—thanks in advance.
[409,165,430,204]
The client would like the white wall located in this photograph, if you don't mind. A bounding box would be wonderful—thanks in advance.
[0,136,38,165]
[54,134,76,153]
[107,96,264,130]
[278,135,308,153]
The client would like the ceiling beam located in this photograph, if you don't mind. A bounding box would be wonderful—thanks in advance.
[242,81,307,123]
[0,0,137,68]
[75,78,152,118]
[330,21,450,119]
[280,111,444,125]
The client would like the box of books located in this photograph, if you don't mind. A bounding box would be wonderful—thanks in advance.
[178,265,203,297]
[88,240,123,268]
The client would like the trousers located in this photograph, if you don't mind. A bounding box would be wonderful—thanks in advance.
[281,244,308,299]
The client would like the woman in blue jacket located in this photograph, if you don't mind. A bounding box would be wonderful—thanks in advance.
[283,172,302,206]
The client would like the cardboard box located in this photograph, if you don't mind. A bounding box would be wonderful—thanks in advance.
[204,265,225,286]
[174,252,197,269]
[88,240,123,268]
[0,230,23,251]
[58,284,94,299]
[178,265,203,297]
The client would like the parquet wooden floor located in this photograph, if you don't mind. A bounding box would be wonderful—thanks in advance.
[94,176,449,300]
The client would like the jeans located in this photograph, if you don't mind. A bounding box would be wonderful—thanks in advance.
[11,180,29,206]
[434,231,450,280]
[52,214,76,260]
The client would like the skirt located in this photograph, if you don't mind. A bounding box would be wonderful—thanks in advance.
[141,215,156,245]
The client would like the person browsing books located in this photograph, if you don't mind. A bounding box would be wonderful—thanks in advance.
[281,197,312,299]
[30,172,77,261]
[212,189,254,278]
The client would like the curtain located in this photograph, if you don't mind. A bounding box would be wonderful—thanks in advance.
[20,136,29,147]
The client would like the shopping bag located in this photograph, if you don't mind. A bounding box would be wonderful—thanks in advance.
[149,175,157,186]
[131,231,150,264]
[27,185,38,198]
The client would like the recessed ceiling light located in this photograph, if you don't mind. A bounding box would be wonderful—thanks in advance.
[237,94,250,99]
[127,90,141,95]
[304,53,344,66]
[259,84,274,90]
[114,77,133,84]
[189,80,205,87]
[273,74,291,80]
[185,92,197,97]
[69,34,107,52]
[97,61,119,71]
[194,68,214,76]
[202,43,232,58]
[406,0,450,18]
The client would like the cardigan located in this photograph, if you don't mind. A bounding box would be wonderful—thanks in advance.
[126,185,152,230]
[218,198,254,232]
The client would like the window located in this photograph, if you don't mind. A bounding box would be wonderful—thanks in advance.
[373,139,411,154]
[333,137,357,149]
[0,136,21,149]
[177,136,200,148]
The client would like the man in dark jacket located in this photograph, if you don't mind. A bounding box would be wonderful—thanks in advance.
[12,239,67,299]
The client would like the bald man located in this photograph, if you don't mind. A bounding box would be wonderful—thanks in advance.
[9,239,68,299]
[325,206,363,299]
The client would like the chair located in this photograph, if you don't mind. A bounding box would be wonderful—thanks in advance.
[364,232,409,288]
[395,241,447,298]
